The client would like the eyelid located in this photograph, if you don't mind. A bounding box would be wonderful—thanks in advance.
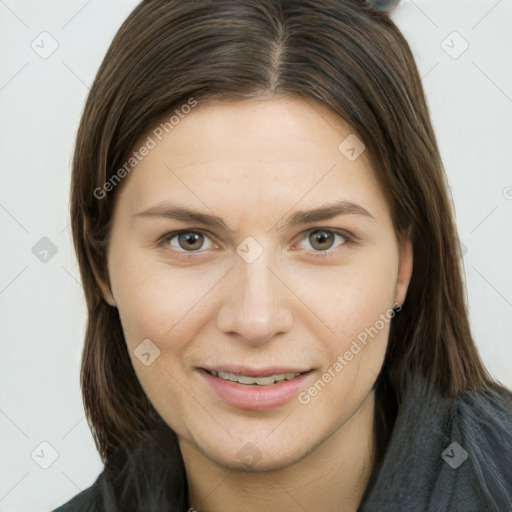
[158,227,355,258]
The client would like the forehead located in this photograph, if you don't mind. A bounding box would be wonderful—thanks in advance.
[115,97,386,222]
[149,97,366,162]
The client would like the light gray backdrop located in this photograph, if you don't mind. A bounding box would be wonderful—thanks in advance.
[1,1,511,510]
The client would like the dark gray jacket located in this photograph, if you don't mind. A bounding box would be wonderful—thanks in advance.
[53,376,512,511]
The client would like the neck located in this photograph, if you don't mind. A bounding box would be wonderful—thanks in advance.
[180,389,377,512]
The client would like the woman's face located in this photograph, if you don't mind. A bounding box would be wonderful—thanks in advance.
[104,96,412,470]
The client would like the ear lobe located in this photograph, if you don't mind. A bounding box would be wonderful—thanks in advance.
[395,238,413,306]
[102,285,117,308]
[83,217,117,307]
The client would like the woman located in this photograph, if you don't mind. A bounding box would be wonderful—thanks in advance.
[54,0,512,510]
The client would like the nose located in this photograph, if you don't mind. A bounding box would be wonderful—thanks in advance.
[216,249,294,346]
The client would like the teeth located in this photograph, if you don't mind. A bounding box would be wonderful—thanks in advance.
[210,370,303,386]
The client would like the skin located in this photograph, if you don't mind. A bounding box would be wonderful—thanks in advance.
[99,96,413,512]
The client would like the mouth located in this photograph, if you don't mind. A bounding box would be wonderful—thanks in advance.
[204,369,311,386]
[198,367,315,411]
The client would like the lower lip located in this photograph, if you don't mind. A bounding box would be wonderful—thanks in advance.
[198,369,313,411]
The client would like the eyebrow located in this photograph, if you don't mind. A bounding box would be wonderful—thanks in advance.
[134,199,375,233]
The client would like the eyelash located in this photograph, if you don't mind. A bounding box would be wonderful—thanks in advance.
[158,228,354,260]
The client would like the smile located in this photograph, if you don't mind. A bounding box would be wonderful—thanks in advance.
[207,369,305,386]
[199,368,314,411]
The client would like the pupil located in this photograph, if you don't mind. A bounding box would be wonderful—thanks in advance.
[311,230,333,250]
[180,232,202,250]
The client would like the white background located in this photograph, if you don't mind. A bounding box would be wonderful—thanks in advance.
[0,1,511,510]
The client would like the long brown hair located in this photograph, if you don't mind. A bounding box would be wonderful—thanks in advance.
[70,0,493,464]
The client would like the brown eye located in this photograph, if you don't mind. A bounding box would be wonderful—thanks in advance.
[300,229,349,253]
[309,230,335,251]
[177,232,204,251]
[163,231,214,253]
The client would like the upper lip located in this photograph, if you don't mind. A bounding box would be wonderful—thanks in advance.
[201,365,312,377]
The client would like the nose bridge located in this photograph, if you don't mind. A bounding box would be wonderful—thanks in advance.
[216,240,293,343]
[240,254,277,318]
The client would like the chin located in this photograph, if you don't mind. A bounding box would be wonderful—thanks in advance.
[212,445,308,473]
[186,428,317,472]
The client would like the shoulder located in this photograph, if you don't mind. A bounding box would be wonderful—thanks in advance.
[51,424,188,511]
[425,381,512,511]
[449,382,512,506]
[360,378,512,512]
[451,382,512,463]
[52,483,100,512]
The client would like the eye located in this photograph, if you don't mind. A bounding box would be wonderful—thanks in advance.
[161,230,217,254]
[296,228,350,255]
[159,228,352,259]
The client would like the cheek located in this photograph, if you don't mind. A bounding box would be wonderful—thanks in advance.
[320,252,398,330]
[110,256,198,425]
[314,248,398,372]
[110,251,221,349]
